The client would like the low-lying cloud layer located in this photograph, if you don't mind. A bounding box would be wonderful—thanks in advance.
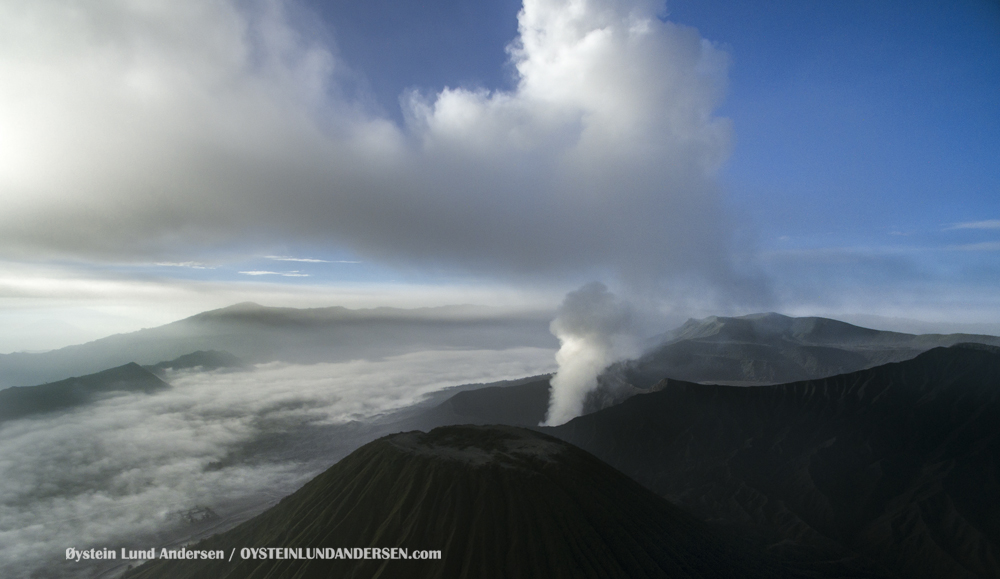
[0,348,556,577]
[0,0,743,291]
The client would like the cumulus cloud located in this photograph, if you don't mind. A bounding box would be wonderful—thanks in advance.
[0,0,745,293]
[0,347,557,577]
[543,282,639,425]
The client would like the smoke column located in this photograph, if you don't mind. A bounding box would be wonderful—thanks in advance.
[543,283,639,426]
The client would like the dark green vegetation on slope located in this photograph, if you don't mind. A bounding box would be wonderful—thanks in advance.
[126,425,794,579]
[0,362,167,423]
[548,344,1000,579]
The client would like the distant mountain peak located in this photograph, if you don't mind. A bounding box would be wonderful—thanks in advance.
[665,312,918,347]
[614,312,1000,390]
[189,301,271,318]
[189,302,268,317]
[222,301,265,310]
[735,312,791,321]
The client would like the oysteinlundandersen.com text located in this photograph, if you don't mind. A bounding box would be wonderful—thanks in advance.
[66,546,442,562]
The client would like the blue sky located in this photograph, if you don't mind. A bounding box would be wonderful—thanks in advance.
[0,0,997,351]
[694,0,999,243]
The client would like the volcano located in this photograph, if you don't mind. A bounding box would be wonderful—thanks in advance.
[126,425,792,579]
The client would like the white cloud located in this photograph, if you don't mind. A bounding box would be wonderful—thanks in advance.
[264,255,360,263]
[0,348,557,577]
[0,0,745,299]
[155,261,213,269]
[238,270,309,277]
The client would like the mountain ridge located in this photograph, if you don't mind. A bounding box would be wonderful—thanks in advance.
[546,343,1000,579]
[614,312,1000,388]
[0,362,168,423]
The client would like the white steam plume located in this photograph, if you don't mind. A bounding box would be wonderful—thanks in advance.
[543,283,640,426]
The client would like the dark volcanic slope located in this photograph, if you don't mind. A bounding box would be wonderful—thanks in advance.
[408,378,552,428]
[617,312,1000,387]
[0,362,168,423]
[127,425,792,579]
[549,344,1000,579]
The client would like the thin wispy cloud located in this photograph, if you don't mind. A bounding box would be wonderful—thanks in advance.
[264,256,361,263]
[948,242,1000,252]
[945,220,1000,230]
[239,271,310,277]
[155,262,213,269]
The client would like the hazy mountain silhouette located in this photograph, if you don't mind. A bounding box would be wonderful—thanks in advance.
[547,344,1000,579]
[125,425,796,579]
[0,363,168,424]
[0,302,556,387]
[614,312,1000,388]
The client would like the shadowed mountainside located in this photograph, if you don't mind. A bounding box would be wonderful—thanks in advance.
[125,425,796,579]
[613,312,1000,388]
[0,302,556,387]
[547,344,1000,579]
[407,378,553,428]
[0,362,168,424]
[143,350,248,376]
